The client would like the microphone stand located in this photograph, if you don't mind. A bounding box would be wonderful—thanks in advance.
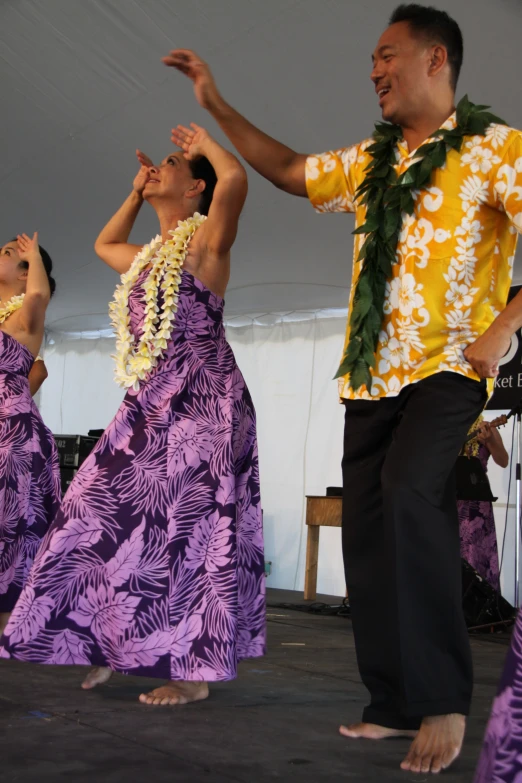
[505,395,522,607]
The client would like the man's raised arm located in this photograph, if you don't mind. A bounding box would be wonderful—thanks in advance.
[163,49,308,197]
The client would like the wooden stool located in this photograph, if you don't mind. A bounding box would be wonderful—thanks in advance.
[304,495,343,600]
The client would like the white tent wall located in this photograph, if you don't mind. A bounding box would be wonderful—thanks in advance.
[228,313,347,594]
[486,423,518,606]
[39,319,519,604]
[40,336,126,436]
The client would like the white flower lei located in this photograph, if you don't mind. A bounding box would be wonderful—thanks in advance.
[0,294,25,324]
[109,213,207,390]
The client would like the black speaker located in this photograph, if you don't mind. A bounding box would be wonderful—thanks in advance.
[54,434,99,468]
[54,434,100,497]
[60,467,77,496]
[461,558,515,628]
[326,486,343,497]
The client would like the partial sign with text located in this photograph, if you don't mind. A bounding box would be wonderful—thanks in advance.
[487,284,522,410]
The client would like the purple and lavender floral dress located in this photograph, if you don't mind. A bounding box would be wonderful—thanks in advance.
[0,268,266,680]
[458,443,500,591]
[0,331,60,612]
[474,612,522,782]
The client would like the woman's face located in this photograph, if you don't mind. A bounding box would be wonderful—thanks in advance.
[0,242,26,288]
[142,151,203,206]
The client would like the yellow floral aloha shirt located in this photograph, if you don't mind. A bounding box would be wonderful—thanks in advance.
[306,114,522,400]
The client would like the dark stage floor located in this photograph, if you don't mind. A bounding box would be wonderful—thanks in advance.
[0,588,509,782]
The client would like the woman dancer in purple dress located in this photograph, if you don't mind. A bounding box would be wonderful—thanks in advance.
[458,415,508,590]
[0,233,60,634]
[0,125,266,706]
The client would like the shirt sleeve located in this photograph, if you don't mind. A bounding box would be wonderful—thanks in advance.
[305,145,361,214]
[492,129,522,233]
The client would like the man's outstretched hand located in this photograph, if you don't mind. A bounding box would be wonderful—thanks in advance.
[162,49,221,111]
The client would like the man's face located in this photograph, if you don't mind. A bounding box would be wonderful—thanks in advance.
[371,21,435,125]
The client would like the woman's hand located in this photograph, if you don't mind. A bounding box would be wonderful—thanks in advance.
[133,167,150,195]
[136,149,154,168]
[133,150,154,195]
[17,232,41,263]
[477,421,494,445]
[171,123,212,160]
[477,421,510,468]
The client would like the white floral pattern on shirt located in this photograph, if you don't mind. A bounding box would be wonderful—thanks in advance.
[306,116,522,399]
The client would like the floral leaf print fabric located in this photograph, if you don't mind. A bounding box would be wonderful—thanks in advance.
[306,118,522,400]
[474,612,522,782]
[0,331,60,612]
[458,444,500,591]
[0,270,265,680]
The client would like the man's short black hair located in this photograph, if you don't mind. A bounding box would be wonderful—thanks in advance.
[390,4,463,91]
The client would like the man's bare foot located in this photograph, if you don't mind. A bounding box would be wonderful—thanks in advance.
[340,722,417,740]
[81,667,113,690]
[400,714,466,774]
[139,681,209,706]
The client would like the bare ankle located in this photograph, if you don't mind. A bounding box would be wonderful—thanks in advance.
[421,713,466,726]
[0,612,11,636]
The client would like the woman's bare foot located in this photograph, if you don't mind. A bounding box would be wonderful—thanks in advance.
[340,722,417,740]
[139,681,209,706]
[81,667,113,690]
[400,714,466,774]
[0,612,11,636]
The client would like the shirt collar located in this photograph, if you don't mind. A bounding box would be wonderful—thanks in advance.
[397,111,457,159]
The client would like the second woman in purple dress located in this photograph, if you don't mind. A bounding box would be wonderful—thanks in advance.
[0,234,60,635]
[0,124,265,706]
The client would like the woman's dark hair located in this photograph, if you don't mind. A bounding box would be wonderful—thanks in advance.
[11,239,56,297]
[389,4,463,91]
[188,156,217,216]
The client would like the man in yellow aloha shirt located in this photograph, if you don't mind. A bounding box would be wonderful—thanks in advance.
[166,3,522,775]
[307,115,519,400]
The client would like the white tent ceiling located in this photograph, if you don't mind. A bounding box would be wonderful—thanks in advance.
[2,0,522,333]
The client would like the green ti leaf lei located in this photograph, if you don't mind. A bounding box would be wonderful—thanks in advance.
[335,95,507,393]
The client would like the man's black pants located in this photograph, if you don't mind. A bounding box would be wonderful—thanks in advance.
[342,372,487,729]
